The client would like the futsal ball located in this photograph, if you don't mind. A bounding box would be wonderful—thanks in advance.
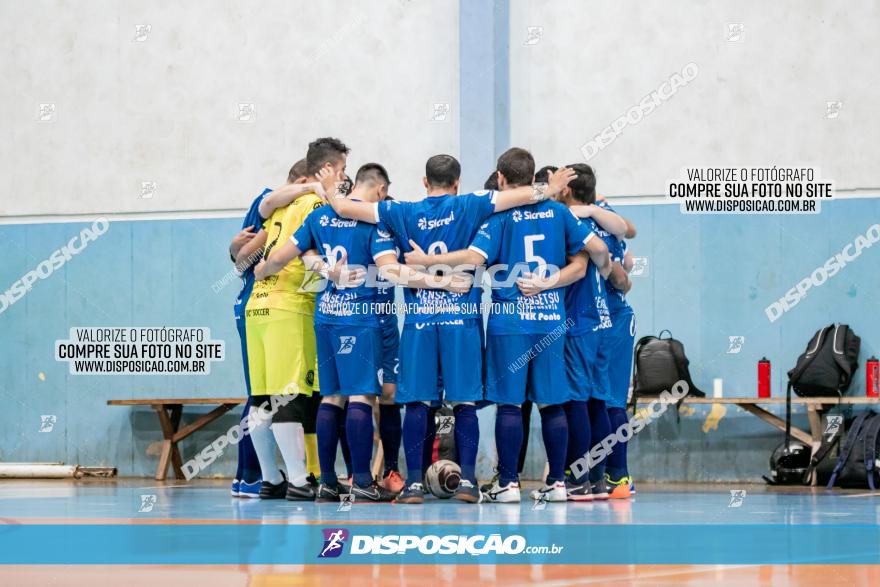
[424,459,461,499]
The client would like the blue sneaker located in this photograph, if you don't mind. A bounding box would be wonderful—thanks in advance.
[238,479,261,499]
[230,479,240,497]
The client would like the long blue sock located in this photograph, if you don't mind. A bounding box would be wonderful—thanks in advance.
[421,406,438,475]
[495,404,523,486]
[403,403,428,485]
[607,407,630,480]
[316,403,343,486]
[588,398,611,483]
[339,404,353,478]
[453,404,479,483]
[564,400,590,484]
[346,402,375,487]
[540,404,568,484]
[379,404,402,475]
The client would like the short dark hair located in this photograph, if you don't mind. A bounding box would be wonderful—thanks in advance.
[355,162,391,187]
[425,154,461,189]
[288,158,307,183]
[306,137,350,176]
[496,148,535,188]
[566,163,596,204]
[483,171,499,191]
[534,165,558,184]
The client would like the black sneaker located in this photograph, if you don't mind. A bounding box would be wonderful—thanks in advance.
[286,482,317,501]
[394,482,426,504]
[350,480,396,502]
[315,483,351,501]
[259,470,288,500]
[452,479,483,503]
[565,480,594,502]
[590,477,609,500]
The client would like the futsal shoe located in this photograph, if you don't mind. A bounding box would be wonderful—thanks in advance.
[482,480,521,503]
[590,477,610,500]
[394,482,426,504]
[565,480,594,502]
[379,470,405,494]
[286,482,317,501]
[606,474,632,499]
[351,480,396,502]
[230,479,240,497]
[316,483,346,502]
[630,479,637,494]
[452,479,483,503]
[259,470,288,500]
[238,480,262,499]
[530,481,567,503]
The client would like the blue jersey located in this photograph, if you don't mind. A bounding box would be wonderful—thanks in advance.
[375,191,497,326]
[470,200,594,335]
[234,188,270,317]
[292,204,396,327]
[564,219,612,335]
[596,201,631,316]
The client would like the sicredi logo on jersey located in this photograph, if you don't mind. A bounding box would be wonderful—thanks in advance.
[320,215,357,229]
[512,209,554,223]
[417,211,455,230]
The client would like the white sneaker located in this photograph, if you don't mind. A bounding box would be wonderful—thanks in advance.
[530,480,567,502]
[483,480,521,503]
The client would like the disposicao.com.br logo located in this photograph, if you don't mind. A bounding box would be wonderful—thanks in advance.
[318,528,564,557]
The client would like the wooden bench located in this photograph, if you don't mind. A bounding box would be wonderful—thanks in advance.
[638,396,880,485]
[108,398,245,481]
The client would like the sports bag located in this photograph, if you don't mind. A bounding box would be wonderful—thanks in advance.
[630,330,705,406]
[787,324,860,398]
[827,412,880,490]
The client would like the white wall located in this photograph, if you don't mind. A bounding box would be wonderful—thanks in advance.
[0,0,459,216]
[509,0,880,196]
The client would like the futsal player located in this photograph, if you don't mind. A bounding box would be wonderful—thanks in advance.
[562,167,634,498]
[593,198,637,498]
[405,148,610,503]
[228,158,315,497]
[236,137,348,500]
[258,162,467,501]
[326,153,576,503]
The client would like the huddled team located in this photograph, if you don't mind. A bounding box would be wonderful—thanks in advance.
[227,137,637,504]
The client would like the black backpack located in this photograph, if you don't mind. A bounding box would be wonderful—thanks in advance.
[630,330,705,407]
[826,412,880,490]
[787,324,860,398]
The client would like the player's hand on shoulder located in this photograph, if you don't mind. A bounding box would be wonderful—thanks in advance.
[546,167,576,197]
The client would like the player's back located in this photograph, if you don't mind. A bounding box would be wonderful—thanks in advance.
[473,200,593,334]
[377,191,497,325]
[294,203,396,326]
[247,193,323,315]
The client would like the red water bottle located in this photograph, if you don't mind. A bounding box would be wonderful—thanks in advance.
[758,357,771,398]
[867,356,879,398]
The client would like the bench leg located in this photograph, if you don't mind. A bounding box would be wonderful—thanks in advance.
[152,404,184,481]
[740,403,813,445]
[805,405,826,486]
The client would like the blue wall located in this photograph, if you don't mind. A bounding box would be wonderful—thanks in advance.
[1,197,877,480]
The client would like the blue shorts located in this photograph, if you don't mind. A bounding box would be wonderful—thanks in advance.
[397,321,484,404]
[379,313,400,386]
[486,333,570,406]
[566,330,610,402]
[597,310,636,408]
[314,323,381,397]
